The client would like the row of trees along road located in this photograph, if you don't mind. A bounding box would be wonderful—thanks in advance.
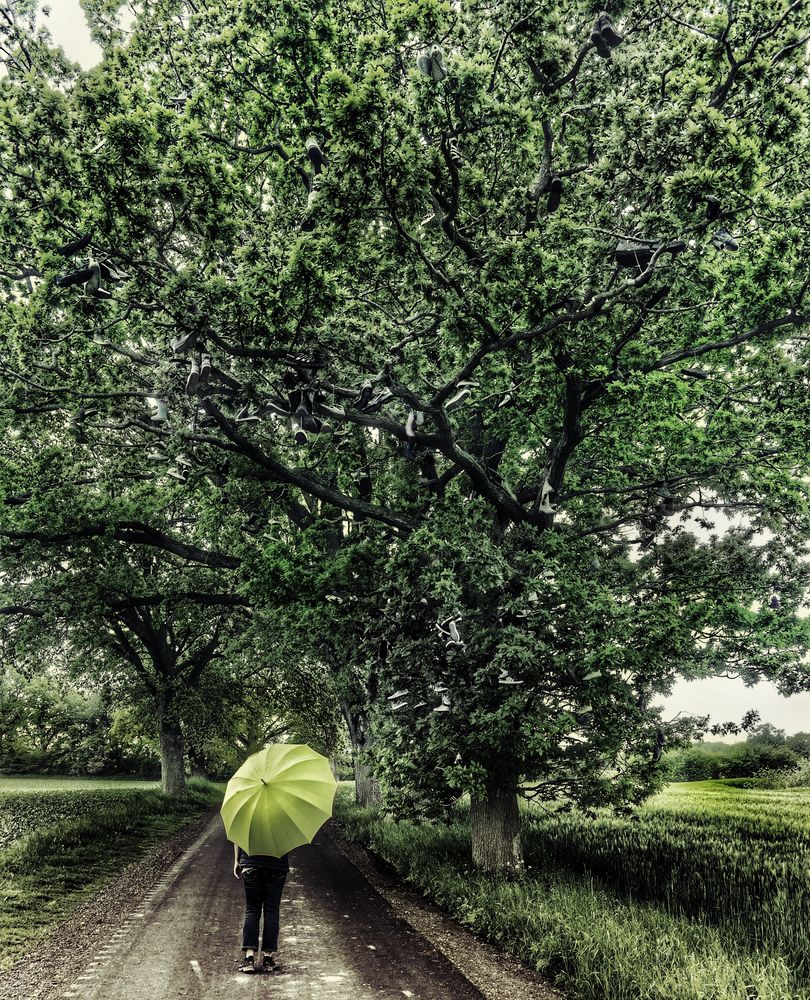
[1,0,809,870]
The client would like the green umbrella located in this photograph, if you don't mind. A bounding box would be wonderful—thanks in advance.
[221,744,337,857]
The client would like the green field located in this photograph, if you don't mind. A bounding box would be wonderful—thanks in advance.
[334,779,810,1000]
[0,776,158,791]
[0,777,221,968]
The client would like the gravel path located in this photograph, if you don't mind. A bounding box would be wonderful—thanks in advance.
[0,809,564,1000]
[328,823,565,1000]
[0,807,218,1000]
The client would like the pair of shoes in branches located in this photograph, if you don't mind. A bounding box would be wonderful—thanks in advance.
[590,11,623,59]
[289,388,325,434]
[55,258,128,299]
[184,352,211,395]
[416,44,448,82]
[354,380,393,412]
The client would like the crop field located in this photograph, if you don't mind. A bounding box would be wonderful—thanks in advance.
[0,778,220,967]
[0,776,158,792]
[335,779,810,1000]
[525,780,810,987]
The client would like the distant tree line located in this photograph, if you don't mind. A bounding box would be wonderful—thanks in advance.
[0,664,350,780]
[0,667,158,777]
[665,724,810,781]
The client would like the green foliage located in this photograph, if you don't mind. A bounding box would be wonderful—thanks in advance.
[1,0,809,851]
[0,667,158,777]
[0,786,157,850]
[665,727,808,781]
[334,784,804,1000]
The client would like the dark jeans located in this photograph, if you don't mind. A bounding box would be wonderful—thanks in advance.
[241,868,287,952]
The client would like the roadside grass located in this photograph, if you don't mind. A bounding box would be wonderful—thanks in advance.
[0,778,223,969]
[333,782,807,1000]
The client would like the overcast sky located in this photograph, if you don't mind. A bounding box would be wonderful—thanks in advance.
[33,2,810,741]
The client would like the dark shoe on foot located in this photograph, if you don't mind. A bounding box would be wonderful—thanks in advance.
[262,954,277,972]
[239,955,256,974]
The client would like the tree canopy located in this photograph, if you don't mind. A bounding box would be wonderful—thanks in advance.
[1,0,809,868]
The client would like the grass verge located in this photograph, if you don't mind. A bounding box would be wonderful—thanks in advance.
[333,785,803,1000]
[0,778,223,969]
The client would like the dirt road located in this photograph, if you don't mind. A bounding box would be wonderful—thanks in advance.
[59,815,486,1000]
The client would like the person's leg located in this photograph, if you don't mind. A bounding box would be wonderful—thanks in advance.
[260,873,287,956]
[241,870,262,955]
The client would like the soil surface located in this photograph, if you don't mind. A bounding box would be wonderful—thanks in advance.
[0,811,563,1000]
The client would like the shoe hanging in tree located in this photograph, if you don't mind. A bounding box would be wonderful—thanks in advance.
[590,19,612,58]
[146,396,169,424]
[498,669,524,686]
[433,692,451,713]
[596,11,624,48]
[55,232,92,257]
[167,90,189,111]
[292,418,308,445]
[547,175,562,213]
[198,353,211,389]
[55,259,104,297]
[171,330,197,355]
[99,261,129,283]
[354,380,374,408]
[614,239,655,268]
[419,451,440,487]
[306,135,327,172]
[710,227,739,251]
[416,44,448,82]
[705,195,722,221]
[185,356,200,395]
[366,388,393,412]
[445,386,472,412]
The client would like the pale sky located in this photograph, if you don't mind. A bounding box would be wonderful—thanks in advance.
[34,2,810,740]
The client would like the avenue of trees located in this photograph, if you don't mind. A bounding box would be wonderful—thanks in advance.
[1,0,809,870]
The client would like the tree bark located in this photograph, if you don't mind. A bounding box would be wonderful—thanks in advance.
[470,773,524,873]
[354,743,382,807]
[188,754,207,780]
[340,702,383,807]
[158,697,186,795]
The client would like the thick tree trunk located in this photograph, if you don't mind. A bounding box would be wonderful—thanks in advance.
[353,743,382,807]
[328,757,338,780]
[341,702,382,807]
[158,698,186,796]
[189,756,207,780]
[470,774,524,873]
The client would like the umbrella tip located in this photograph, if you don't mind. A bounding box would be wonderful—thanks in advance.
[261,778,267,785]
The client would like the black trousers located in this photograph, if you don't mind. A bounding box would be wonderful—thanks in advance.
[241,868,287,951]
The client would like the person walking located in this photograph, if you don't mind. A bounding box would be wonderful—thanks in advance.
[232,841,289,973]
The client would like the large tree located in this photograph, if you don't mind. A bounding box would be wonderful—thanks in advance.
[1,0,809,866]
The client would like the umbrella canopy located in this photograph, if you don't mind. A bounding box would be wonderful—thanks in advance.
[221,744,337,857]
